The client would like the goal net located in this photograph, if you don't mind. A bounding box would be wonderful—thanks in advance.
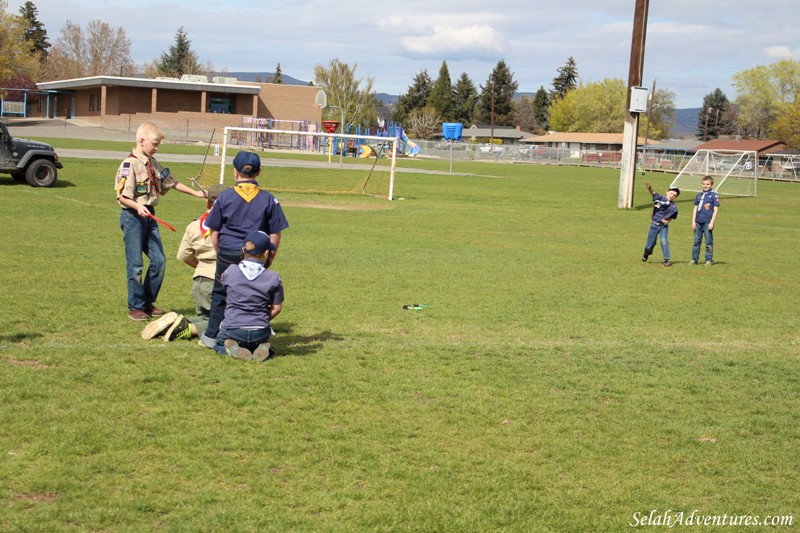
[670,149,758,197]
[194,126,399,200]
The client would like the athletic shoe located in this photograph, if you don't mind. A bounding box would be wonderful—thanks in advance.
[146,304,167,317]
[689,260,697,265]
[128,309,151,321]
[141,312,179,340]
[661,260,672,267]
[224,339,253,360]
[641,253,649,262]
[164,315,192,342]
[252,342,273,362]
[705,260,714,266]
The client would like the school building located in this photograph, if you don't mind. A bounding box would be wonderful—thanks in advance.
[31,75,323,138]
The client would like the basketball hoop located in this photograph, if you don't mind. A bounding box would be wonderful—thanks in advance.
[314,89,328,109]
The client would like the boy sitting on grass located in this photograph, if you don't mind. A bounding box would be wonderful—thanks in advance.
[215,230,284,362]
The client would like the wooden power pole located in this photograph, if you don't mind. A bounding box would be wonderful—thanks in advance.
[618,0,650,209]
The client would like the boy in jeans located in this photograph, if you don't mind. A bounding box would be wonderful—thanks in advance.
[690,175,720,265]
[641,181,680,267]
[215,230,284,362]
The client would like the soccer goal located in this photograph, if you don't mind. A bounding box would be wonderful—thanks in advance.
[194,126,399,200]
[670,149,758,196]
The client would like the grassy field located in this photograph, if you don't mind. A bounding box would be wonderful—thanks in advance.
[0,151,798,531]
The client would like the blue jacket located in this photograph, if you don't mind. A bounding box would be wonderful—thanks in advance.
[650,192,678,225]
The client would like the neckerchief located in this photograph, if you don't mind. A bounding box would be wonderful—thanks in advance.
[239,259,265,281]
[131,152,159,195]
[199,211,210,237]
[234,181,261,203]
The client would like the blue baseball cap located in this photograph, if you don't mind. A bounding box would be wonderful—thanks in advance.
[233,151,261,176]
[243,230,275,255]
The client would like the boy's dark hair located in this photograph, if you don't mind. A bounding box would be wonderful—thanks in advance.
[668,187,680,196]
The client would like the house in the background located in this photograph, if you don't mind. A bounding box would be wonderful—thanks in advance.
[690,138,787,156]
[521,132,656,163]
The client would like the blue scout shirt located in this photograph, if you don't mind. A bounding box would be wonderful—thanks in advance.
[693,190,720,224]
[650,192,678,225]
[220,261,284,330]
[205,180,289,250]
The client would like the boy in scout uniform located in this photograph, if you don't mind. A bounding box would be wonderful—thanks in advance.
[115,122,206,321]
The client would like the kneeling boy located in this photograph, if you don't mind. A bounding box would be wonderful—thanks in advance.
[215,230,284,362]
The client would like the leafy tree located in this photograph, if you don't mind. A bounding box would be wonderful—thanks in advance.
[272,63,283,84]
[452,72,478,125]
[19,1,49,62]
[476,59,518,126]
[0,0,41,82]
[732,59,800,138]
[157,27,201,77]
[696,88,732,140]
[314,58,378,130]
[532,85,550,132]
[428,61,454,121]
[646,88,676,140]
[551,56,578,100]
[513,95,536,132]
[393,69,432,126]
[42,19,133,80]
[548,78,627,133]
[772,99,800,150]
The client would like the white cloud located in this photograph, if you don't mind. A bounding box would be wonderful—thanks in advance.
[764,45,800,58]
[401,25,505,59]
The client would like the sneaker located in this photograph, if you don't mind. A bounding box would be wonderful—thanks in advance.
[146,304,166,317]
[141,312,179,339]
[224,339,253,360]
[164,315,192,342]
[661,260,672,267]
[641,253,649,262]
[252,342,273,362]
[705,260,714,266]
[128,309,151,321]
[689,260,698,265]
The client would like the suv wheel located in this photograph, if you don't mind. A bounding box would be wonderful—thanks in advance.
[25,159,57,187]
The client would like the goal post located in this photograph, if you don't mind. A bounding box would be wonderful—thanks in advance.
[198,126,399,200]
[670,149,758,197]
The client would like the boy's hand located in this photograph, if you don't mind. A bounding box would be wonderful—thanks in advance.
[645,181,651,188]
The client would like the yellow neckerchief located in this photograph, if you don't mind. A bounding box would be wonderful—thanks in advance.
[234,180,261,203]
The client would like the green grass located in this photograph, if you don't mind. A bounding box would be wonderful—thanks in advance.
[1,156,798,531]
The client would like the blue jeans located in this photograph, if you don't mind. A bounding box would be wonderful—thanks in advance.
[644,222,671,261]
[120,208,165,311]
[214,325,271,355]
[692,222,714,262]
[201,248,243,348]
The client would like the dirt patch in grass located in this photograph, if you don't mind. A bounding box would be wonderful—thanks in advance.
[8,359,54,369]
[13,492,58,502]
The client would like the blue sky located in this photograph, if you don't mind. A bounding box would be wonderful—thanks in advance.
[16,0,800,108]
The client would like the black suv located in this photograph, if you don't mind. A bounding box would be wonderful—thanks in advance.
[0,122,63,187]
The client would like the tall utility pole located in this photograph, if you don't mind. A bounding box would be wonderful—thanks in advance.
[618,0,650,209]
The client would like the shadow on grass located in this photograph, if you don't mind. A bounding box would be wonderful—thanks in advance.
[272,322,343,358]
[0,332,43,343]
[0,177,76,188]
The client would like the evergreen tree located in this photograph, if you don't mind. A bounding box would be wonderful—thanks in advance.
[272,63,283,84]
[476,59,518,126]
[19,1,50,62]
[551,56,578,100]
[697,88,732,140]
[428,61,454,121]
[393,69,432,126]
[532,85,550,132]
[452,72,478,125]
[157,26,201,77]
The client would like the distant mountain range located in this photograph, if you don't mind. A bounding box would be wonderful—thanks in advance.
[222,72,699,139]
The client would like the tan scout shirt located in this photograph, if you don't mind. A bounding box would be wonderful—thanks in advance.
[176,214,217,280]
[115,150,178,207]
